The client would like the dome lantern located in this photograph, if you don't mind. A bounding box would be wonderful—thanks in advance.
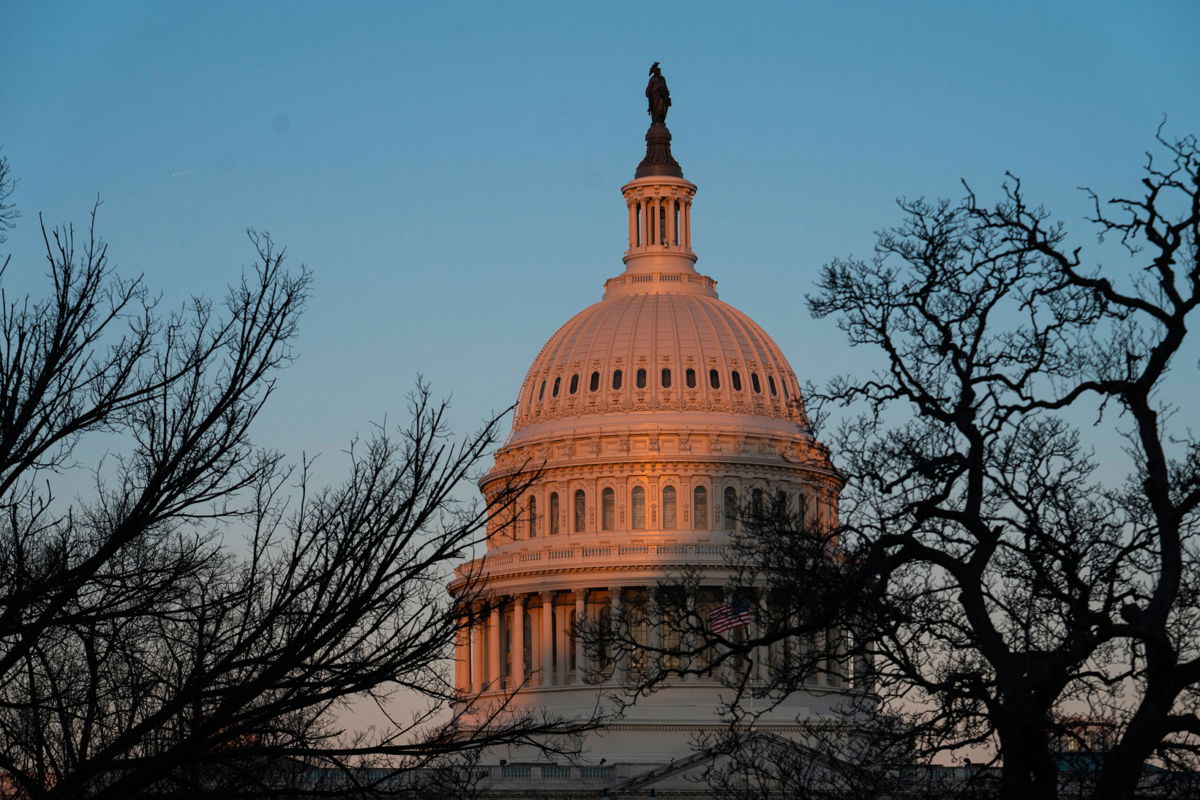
[616,63,704,287]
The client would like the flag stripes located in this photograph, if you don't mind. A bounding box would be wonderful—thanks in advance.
[709,597,752,633]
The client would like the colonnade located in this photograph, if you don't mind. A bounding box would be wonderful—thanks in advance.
[453,586,862,696]
[626,192,693,251]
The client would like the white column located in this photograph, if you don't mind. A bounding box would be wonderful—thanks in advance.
[454,616,470,693]
[471,610,486,693]
[540,591,555,686]
[513,594,526,686]
[647,587,662,677]
[666,195,676,247]
[609,587,623,685]
[627,201,637,250]
[682,199,692,249]
[488,603,501,691]
[684,591,698,681]
[574,589,588,684]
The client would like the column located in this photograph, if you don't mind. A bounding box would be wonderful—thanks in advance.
[647,587,662,677]
[574,589,588,684]
[471,609,486,693]
[609,587,623,685]
[748,597,765,683]
[684,591,698,681]
[513,594,526,687]
[488,602,501,692]
[540,591,555,686]
[627,201,637,250]
[682,199,691,249]
[666,195,676,247]
[454,616,470,693]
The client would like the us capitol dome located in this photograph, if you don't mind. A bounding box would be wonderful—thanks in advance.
[448,65,856,791]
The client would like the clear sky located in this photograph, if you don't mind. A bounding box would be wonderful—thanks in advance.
[4,0,1199,465]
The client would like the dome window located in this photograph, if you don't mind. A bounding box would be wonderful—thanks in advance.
[636,368,647,389]
[574,490,586,532]
[693,486,708,530]
[538,380,546,401]
[723,487,738,530]
[549,492,560,535]
[612,369,623,390]
[601,488,615,530]
[662,486,677,529]
[768,376,777,396]
[751,373,762,393]
[709,369,720,389]
[569,374,579,394]
[686,368,697,388]
[589,371,600,392]
[528,496,537,538]
[552,377,561,397]
[631,486,646,529]
[731,371,743,392]
[661,368,672,388]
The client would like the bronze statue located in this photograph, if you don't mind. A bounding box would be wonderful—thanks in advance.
[635,62,682,179]
[646,62,671,125]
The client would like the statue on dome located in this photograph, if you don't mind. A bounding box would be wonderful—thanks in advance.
[646,62,671,125]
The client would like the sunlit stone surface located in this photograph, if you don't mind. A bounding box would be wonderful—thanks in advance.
[447,67,855,795]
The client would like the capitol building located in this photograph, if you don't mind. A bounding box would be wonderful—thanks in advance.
[448,66,858,797]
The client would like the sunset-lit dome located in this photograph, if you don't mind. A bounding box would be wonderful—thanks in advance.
[450,67,853,779]
[512,286,809,436]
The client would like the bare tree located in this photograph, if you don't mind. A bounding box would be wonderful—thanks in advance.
[602,129,1200,800]
[0,192,580,797]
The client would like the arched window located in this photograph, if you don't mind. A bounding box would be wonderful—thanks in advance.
[662,485,677,529]
[693,486,708,530]
[723,487,738,530]
[686,368,697,388]
[752,488,763,517]
[569,374,579,394]
[636,368,647,389]
[732,371,743,391]
[538,380,546,400]
[602,488,615,530]
[528,496,537,538]
[612,369,623,390]
[782,383,789,400]
[552,377,561,397]
[709,369,721,389]
[631,486,646,529]
[661,368,672,388]
[549,492,560,535]
[768,375,778,396]
[751,373,762,393]
[589,371,600,391]
[574,489,586,533]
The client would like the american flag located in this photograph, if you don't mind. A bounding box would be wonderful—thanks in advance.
[709,598,752,633]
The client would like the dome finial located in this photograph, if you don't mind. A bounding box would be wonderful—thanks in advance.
[636,63,683,178]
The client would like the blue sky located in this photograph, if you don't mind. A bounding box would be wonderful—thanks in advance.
[3,0,1199,475]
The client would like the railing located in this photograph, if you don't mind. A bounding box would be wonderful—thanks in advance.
[453,541,733,577]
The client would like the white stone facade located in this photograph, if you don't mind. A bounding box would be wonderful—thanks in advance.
[448,99,854,790]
